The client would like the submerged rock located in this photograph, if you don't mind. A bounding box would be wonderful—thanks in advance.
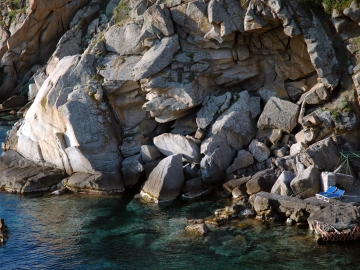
[185,223,209,236]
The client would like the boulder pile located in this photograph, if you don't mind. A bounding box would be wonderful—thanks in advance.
[0,1,360,235]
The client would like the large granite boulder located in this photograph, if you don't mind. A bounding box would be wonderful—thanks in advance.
[154,133,201,163]
[257,97,300,133]
[299,137,340,172]
[290,165,321,199]
[15,55,124,193]
[140,154,184,203]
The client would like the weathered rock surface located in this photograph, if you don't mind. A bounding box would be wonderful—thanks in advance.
[132,35,180,80]
[1,0,359,201]
[210,91,260,150]
[105,24,144,56]
[299,138,340,172]
[257,97,300,133]
[0,0,91,99]
[140,154,184,203]
[15,54,124,192]
[0,150,66,193]
[200,134,236,184]
[196,92,231,130]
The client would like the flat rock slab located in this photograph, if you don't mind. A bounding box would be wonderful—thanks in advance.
[154,133,201,163]
[250,191,326,220]
[308,203,360,231]
[0,150,66,193]
[65,172,125,194]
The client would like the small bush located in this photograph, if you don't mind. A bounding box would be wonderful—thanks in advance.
[299,0,360,14]
[113,0,131,24]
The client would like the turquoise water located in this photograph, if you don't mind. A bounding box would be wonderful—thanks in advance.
[2,193,360,270]
[1,115,360,269]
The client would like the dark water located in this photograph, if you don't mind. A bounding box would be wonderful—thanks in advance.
[1,116,360,269]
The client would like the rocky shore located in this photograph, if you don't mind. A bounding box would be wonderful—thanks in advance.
[1,0,360,242]
[0,219,8,243]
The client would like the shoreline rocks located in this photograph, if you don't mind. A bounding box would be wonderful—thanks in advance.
[1,0,360,243]
[0,218,8,243]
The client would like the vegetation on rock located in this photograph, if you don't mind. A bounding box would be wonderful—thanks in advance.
[113,0,131,24]
[299,0,360,13]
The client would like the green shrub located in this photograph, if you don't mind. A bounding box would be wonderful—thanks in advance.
[299,0,360,14]
[113,0,131,24]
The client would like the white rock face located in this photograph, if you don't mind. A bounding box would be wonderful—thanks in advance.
[16,55,124,192]
[154,133,201,163]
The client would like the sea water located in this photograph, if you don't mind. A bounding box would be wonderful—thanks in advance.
[1,116,360,269]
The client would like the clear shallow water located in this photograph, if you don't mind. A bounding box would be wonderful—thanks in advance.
[2,193,360,270]
[1,115,360,269]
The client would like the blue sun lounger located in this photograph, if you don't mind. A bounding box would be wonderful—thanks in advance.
[316,186,337,200]
[323,189,345,202]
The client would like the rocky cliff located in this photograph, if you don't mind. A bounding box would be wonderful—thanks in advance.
[0,0,360,202]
